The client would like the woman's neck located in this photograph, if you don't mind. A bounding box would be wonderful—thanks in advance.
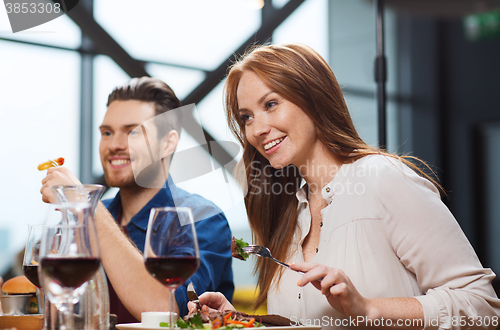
[297,143,343,197]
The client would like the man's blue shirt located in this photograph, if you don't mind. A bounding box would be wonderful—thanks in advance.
[102,178,234,317]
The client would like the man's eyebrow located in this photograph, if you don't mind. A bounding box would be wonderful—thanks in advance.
[99,124,141,130]
[238,91,275,112]
[124,124,142,130]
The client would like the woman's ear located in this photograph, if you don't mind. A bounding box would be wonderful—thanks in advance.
[161,130,179,159]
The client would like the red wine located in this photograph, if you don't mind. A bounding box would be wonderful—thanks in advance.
[145,257,200,287]
[23,265,40,288]
[41,257,100,288]
[23,264,41,288]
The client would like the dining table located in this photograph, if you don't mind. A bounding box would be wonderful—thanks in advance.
[0,313,118,330]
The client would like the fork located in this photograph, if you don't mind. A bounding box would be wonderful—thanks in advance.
[242,245,305,274]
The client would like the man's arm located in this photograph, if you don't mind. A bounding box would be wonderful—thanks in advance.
[41,167,177,319]
[94,202,176,318]
[174,209,234,317]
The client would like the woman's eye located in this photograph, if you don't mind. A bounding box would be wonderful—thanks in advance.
[265,100,277,110]
[239,113,253,124]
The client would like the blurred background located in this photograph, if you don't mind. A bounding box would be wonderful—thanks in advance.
[1,0,500,309]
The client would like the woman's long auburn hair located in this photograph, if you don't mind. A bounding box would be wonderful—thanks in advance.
[224,43,441,309]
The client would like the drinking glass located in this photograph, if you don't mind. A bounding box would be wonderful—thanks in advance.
[144,207,200,330]
[23,225,44,289]
[22,224,45,316]
[38,204,101,330]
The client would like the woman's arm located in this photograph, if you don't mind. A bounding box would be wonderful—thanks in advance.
[291,262,424,329]
[292,158,500,330]
[379,160,500,329]
[187,292,236,314]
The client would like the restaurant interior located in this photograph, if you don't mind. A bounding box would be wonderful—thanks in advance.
[1,0,500,317]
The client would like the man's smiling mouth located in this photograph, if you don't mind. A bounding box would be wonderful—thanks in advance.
[110,159,131,166]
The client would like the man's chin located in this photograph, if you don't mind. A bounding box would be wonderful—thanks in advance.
[104,174,138,190]
[104,173,165,190]
[103,160,167,189]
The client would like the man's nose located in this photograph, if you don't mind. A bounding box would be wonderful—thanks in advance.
[109,133,128,152]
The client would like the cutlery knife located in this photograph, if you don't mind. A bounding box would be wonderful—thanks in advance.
[187,282,199,303]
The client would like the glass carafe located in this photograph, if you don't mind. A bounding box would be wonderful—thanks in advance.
[50,185,109,330]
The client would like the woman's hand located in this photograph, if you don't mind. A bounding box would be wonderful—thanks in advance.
[291,262,373,319]
[40,167,82,203]
[187,292,236,314]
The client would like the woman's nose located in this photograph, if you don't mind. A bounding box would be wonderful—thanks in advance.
[252,115,271,137]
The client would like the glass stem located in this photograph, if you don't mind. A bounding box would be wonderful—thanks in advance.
[37,288,44,314]
[43,293,51,330]
[169,287,176,330]
[60,297,74,330]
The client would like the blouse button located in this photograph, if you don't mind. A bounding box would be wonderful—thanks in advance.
[325,187,331,193]
[298,293,301,299]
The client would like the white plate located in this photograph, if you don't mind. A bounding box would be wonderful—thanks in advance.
[116,323,172,330]
[116,323,322,330]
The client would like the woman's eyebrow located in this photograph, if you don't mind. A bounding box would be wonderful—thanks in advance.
[238,91,275,112]
[258,91,274,104]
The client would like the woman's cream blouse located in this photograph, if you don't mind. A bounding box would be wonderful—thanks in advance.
[266,155,500,330]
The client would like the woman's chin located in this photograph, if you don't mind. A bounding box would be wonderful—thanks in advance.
[260,151,290,169]
[268,160,289,170]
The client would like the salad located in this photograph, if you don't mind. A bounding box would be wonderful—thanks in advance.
[231,237,250,261]
[161,311,265,329]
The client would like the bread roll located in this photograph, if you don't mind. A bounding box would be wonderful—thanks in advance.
[1,275,36,294]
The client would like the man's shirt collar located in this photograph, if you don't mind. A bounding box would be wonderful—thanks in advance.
[107,176,177,231]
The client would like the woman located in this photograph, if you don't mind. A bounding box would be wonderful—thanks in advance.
[190,43,500,329]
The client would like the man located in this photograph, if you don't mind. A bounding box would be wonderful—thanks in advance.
[41,77,234,323]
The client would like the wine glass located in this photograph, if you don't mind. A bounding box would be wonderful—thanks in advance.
[23,224,45,316]
[144,207,200,330]
[38,203,101,330]
[23,225,44,289]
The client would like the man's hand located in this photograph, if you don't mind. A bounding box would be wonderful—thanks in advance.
[40,167,82,203]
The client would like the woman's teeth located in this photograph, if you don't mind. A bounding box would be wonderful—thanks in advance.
[111,159,130,166]
[264,137,285,151]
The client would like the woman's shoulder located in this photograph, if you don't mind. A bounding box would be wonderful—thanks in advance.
[350,154,439,197]
[347,154,406,179]
[352,153,401,167]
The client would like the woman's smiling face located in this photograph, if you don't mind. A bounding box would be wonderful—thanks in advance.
[236,70,322,169]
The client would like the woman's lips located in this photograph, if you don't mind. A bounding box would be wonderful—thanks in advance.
[265,136,286,155]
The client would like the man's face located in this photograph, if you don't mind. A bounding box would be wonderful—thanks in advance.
[99,100,164,189]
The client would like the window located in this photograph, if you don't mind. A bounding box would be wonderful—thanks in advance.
[0,41,80,273]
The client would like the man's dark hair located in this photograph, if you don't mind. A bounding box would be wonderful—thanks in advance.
[107,77,182,139]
